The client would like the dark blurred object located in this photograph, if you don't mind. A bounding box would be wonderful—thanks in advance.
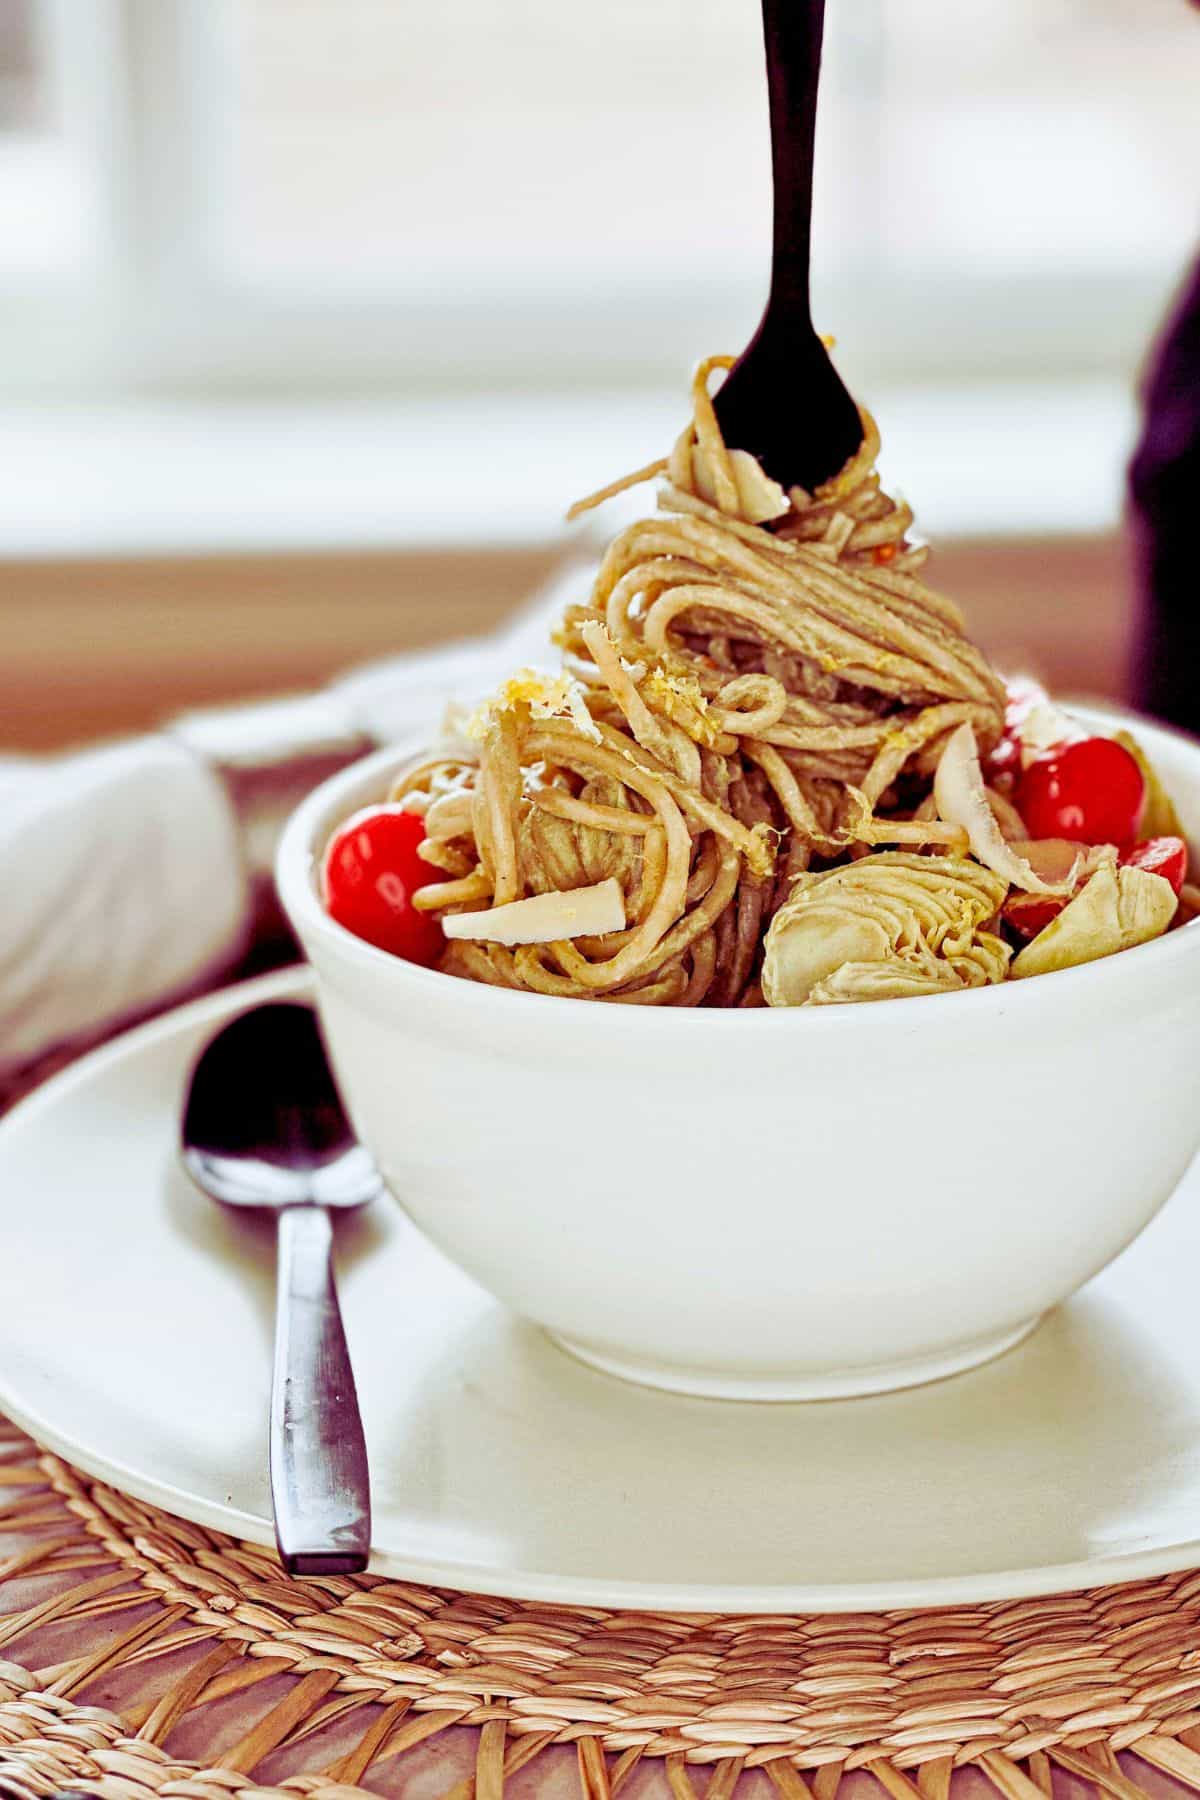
[1130,253,1200,731]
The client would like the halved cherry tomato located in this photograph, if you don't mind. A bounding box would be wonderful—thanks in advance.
[1003,893,1067,942]
[1121,836,1188,895]
[322,806,444,965]
[1015,737,1145,846]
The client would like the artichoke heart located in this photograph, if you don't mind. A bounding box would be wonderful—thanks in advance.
[762,851,1010,1007]
[1011,861,1177,979]
[1114,730,1183,839]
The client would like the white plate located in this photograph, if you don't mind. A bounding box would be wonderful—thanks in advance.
[3,966,1200,1614]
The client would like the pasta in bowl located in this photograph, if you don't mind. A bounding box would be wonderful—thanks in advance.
[320,360,1192,1010]
[277,364,1200,1399]
[280,707,1200,1400]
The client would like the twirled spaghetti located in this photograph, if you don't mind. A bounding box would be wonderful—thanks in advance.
[389,356,1020,1007]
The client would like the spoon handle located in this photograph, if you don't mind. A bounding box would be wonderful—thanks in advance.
[269,1204,371,1575]
[761,0,825,332]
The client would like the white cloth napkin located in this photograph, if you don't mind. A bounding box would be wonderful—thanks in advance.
[0,562,580,1081]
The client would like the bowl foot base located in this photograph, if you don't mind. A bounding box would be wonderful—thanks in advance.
[549,1316,1043,1401]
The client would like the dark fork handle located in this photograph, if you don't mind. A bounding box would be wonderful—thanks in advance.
[713,0,861,492]
[270,1203,371,1575]
[761,0,826,334]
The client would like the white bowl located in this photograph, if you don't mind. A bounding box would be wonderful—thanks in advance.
[277,705,1200,1401]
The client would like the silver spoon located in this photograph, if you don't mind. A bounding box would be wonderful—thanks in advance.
[181,1000,378,1575]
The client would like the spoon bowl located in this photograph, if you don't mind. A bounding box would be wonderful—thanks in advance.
[182,1001,384,1212]
[181,1000,376,1574]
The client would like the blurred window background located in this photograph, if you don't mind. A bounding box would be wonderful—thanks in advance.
[0,0,1196,394]
[1,0,1198,747]
[0,0,92,279]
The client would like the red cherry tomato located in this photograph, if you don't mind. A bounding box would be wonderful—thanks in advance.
[1121,836,1188,894]
[322,806,443,965]
[1003,893,1066,941]
[1015,737,1145,846]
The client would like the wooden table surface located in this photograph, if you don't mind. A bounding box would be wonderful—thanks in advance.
[0,533,1135,754]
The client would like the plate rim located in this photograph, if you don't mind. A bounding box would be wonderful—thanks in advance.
[4,964,1200,1614]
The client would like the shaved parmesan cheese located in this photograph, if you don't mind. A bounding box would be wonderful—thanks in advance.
[692,442,790,524]
[935,724,1074,896]
[1019,700,1082,766]
[441,878,625,946]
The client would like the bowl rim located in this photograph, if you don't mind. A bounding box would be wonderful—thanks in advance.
[276,701,1200,1037]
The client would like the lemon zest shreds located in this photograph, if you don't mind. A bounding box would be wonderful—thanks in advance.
[468,667,601,744]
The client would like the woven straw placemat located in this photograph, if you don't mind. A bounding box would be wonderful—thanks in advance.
[5,1415,1200,1800]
